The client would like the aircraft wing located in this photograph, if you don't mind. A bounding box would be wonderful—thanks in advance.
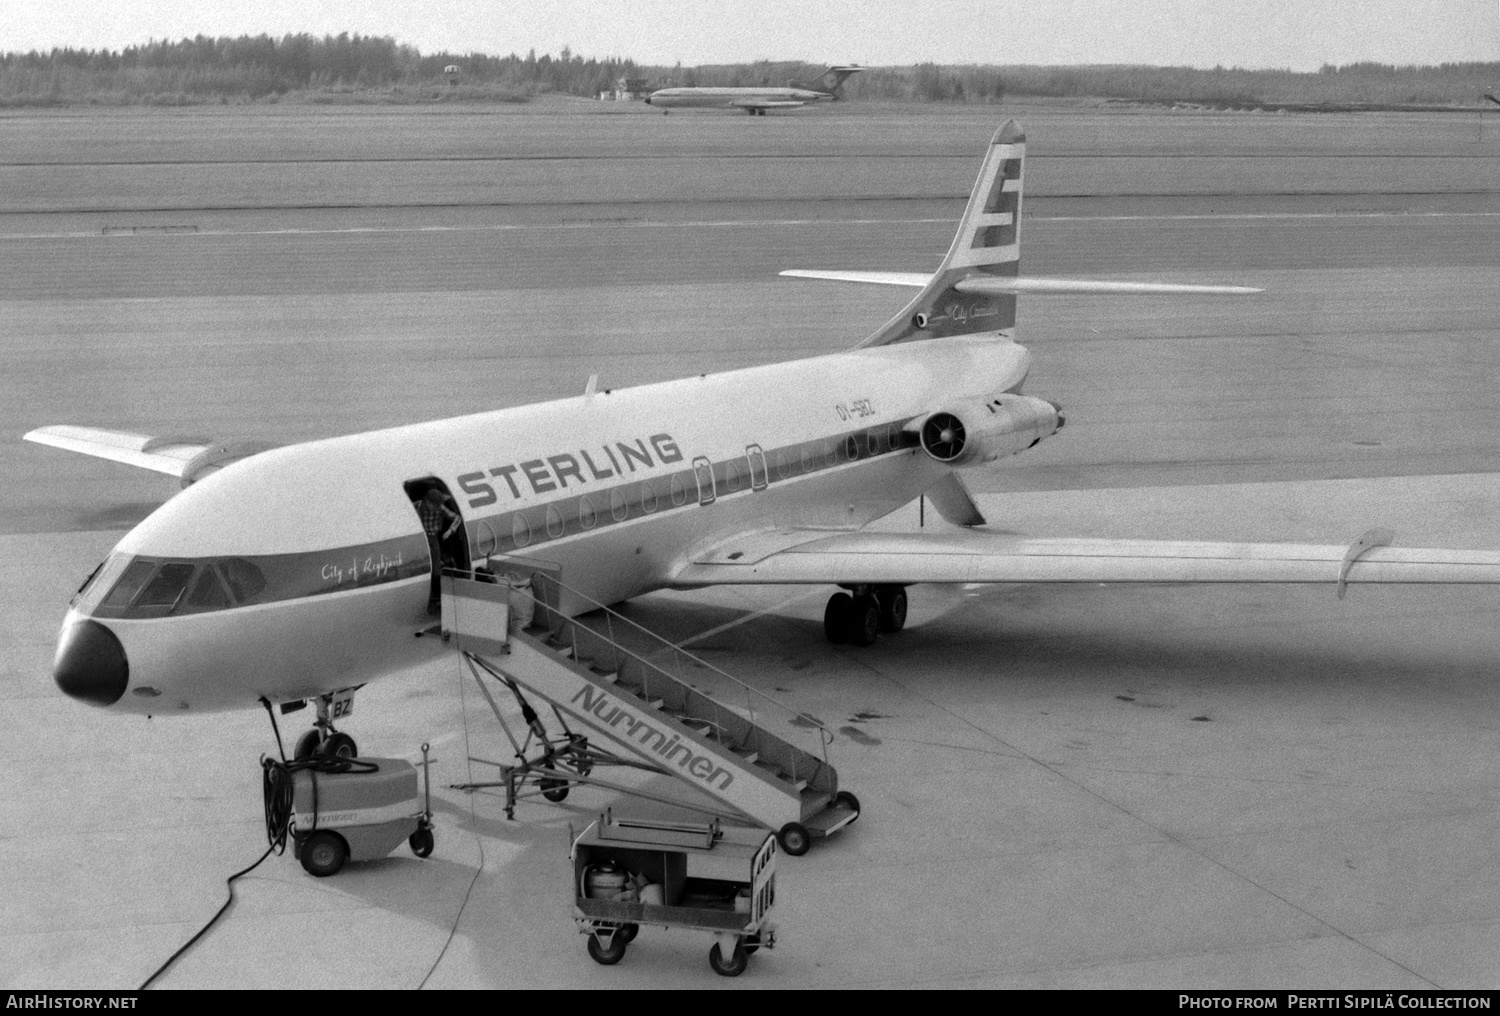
[779,270,1260,295]
[731,99,808,110]
[24,425,275,485]
[673,527,1500,597]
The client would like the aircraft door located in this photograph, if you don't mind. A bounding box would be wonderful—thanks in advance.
[403,477,472,610]
[746,444,768,491]
[692,456,716,505]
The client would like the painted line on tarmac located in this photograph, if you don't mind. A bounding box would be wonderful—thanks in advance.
[4,208,1499,241]
[1045,210,1500,223]
[675,588,827,649]
[0,217,957,240]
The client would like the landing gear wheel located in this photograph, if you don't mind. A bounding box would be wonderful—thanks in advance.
[539,778,570,803]
[709,939,749,977]
[777,821,811,856]
[850,595,881,647]
[823,593,853,644]
[876,586,907,633]
[293,729,322,761]
[320,732,357,759]
[299,831,347,877]
[835,790,861,823]
[409,828,435,858]
[618,922,639,944]
[587,932,627,965]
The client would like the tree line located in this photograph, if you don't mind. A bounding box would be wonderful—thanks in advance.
[2,34,1497,107]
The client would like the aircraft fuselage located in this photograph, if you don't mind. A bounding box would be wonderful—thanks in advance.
[54,334,1034,714]
[645,86,830,110]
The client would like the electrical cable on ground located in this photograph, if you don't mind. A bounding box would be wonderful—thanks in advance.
[418,591,486,989]
[137,698,377,990]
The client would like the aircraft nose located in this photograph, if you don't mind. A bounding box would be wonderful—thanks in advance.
[54,619,129,706]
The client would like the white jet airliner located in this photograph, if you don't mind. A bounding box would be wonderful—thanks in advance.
[28,121,1500,754]
[645,66,863,114]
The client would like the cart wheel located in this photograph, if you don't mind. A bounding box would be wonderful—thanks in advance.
[709,940,749,977]
[293,729,322,761]
[618,922,639,944]
[539,776,570,802]
[299,831,347,877]
[834,790,861,822]
[320,732,358,759]
[408,827,435,858]
[743,933,761,955]
[777,821,811,856]
[587,933,627,965]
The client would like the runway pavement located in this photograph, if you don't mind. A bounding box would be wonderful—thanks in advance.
[3,101,1500,989]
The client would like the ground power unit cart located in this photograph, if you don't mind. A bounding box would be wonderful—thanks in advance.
[571,811,777,977]
[263,747,436,877]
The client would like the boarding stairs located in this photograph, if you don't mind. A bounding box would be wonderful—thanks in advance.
[439,566,858,850]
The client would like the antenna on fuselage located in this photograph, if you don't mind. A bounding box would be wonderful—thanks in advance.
[585,373,599,398]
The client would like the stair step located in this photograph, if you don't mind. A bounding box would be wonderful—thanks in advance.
[645,698,664,710]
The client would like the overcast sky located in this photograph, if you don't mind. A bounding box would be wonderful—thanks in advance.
[5,0,1499,70]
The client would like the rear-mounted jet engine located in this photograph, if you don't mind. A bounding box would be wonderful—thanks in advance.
[917,394,1063,467]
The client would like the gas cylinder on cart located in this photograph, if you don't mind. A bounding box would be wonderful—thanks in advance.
[583,860,631,900]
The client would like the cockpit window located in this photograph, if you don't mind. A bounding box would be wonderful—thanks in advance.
[72,554,130,612]
[79,537,426,619]
[182,567,232,613]
[219,558,267,603]
[99,559,159,611]
[134,563,196,610]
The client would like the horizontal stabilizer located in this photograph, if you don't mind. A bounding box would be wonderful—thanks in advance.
[780,269,1260,295]
[780,270,932,287]
[24,425,274,485]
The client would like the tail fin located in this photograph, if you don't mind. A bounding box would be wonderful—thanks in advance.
[859,120,1025,348]
[793,65,864,97]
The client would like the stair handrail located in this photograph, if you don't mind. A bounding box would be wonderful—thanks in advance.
[471,558,838,761]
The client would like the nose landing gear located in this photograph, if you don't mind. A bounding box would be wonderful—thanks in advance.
[292,688,362,760]
[823,585,907,645]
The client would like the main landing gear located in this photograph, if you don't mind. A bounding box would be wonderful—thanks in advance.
[291,688,362,760]
[823,585,907,646]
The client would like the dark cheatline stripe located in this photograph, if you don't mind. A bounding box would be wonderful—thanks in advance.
[469,420,921,558]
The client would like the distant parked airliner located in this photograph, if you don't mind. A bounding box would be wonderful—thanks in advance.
[645,66,864,115]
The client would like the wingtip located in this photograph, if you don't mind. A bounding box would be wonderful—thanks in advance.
[993,119,1025,146]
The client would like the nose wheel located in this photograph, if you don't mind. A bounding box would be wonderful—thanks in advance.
[292,689,361,759]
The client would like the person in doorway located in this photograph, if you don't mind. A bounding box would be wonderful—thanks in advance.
[418,488,461,614]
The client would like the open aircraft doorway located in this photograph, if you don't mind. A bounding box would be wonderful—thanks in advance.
[404,477,471,612]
